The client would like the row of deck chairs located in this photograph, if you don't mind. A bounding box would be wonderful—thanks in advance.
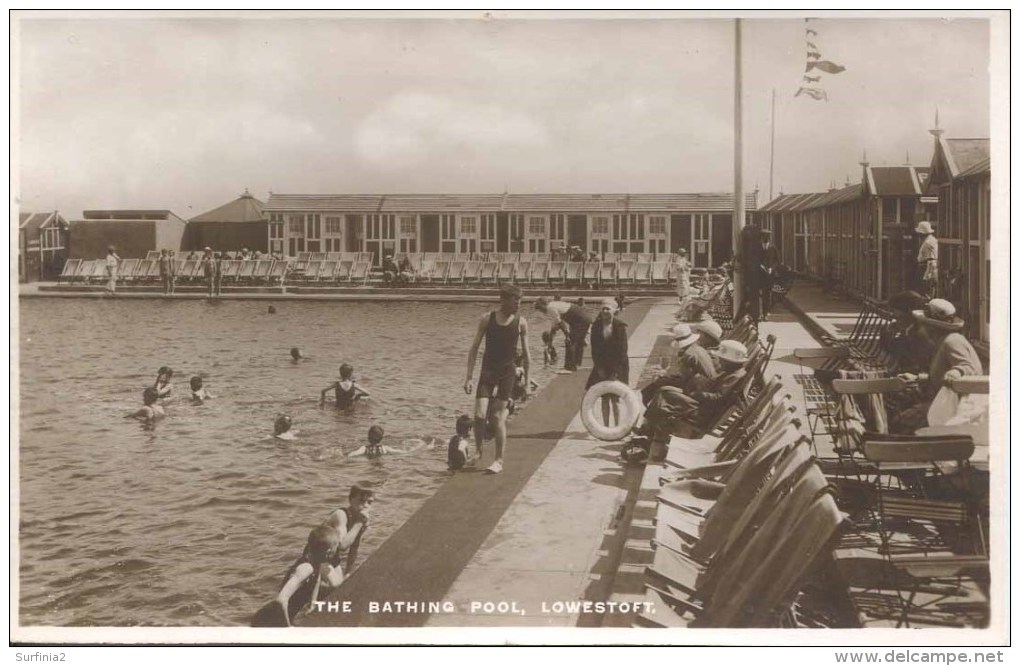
[401,257,680,287]
[57,258,289,285]
[394,251,687,266]
[285,259,373,285]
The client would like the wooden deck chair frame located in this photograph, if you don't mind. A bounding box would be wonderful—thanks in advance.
[117,258,140,282]
[463,261,482,283]
[563,261,582,285]
[479,261,498,284]
[431,260,451,283]
[252,260,273,282]
[547,261,565,285]
[316,259,339,282]
[447,260,467,284]
[269,260,288,284]
[57,258,83,284]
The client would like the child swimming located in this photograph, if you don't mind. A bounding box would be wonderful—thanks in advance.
[127,387,165,424]
[154,366,174,398]
[190,376,215,404]
[347,425,432,459]
[447,415,472,471]
[320,363,370,410]
[254,524,343,627]
[274,415,298,441]
[290,347,304,363]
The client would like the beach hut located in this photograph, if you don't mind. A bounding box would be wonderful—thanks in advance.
[18,211,69,282]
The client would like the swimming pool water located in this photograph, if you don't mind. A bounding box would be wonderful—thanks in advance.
[17,298,557,626]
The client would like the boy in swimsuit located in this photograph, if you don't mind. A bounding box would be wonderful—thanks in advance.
[322,484,374,580]
[274,415,298,440]
[263,524,344,627]
[320,363,370,409]
[190,376,215,404]
[447,415,472,471]
[347,425,396,458]
[127,387,165,424]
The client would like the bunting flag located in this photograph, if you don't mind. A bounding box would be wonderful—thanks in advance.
[794,18,846,102]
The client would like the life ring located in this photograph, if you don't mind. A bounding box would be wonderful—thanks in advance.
[581,380,643,441]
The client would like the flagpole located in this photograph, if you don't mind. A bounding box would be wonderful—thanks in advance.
[733,18,744,318]
[769,87,775,201]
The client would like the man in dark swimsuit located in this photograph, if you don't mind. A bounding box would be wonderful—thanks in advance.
[465,283,531,475]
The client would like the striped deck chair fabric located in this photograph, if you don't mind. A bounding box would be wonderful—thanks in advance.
[118,259,140,281]
[581,261,600,282]
[447,260,467,283]
[530,261,549,284]
[302,261,322,281]
[326,252,342,262]
[563,262,582,284]
[420,256,437,280]
[310,252,327,262]
[651,262,669,283]
[253,260,273,281]
[144,259,163,280]
[638,253,654,264]
[617,260,635,283]
[145,250,160,260]
[633,261,652,283]
[600,262,618,285]
[238,260,258,281]
[89,260,109,282]
[487,252,503,263]
[220,260,241,280]
[547,261,565,283]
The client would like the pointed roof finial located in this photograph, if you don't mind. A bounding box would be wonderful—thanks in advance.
[860,148,869,168]
[929,107,945,139]
[845,174,851,186]
[905,149,911,165]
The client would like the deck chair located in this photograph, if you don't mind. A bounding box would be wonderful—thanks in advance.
[219,260,240,281]
[603,252,619,263]
[497,261,516,282]
[463,261,482,283]
[547,261,565,285]
[298,260,318,281]
[419,256,437,280]
[447,260,467,283]
[293,252,311,273]
[350,261,371,285]
[479,262,498,284]
[117,259,140,282]
[651,262,669,284]
[316,260,338,282]
[582,261,600,285]
[334,260,354,282]
[144,250,160,260]
[144,258,164,282]
[308,252,325,262]
[515,260,532,283]
[269,260,288,284]
[637,252,654,264]
[252,260,273,282]
[632,261,651,284]
[563,262,582,285]
[530,261,549,284]
[599,262,619,286]
[431,260,451,283]
[82,260,104,283]
[532,253,551,263]
[235,260,255,282]
[486,252,503,263]
[615,260,634,284]
[57,258,83,284]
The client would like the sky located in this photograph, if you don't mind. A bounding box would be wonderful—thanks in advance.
[14,12,994,220]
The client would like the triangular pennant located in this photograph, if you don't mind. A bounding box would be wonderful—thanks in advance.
[806,60,846,74]
[795,86,829,101]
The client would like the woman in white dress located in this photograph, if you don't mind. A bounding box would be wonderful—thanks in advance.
[674,248,692,303]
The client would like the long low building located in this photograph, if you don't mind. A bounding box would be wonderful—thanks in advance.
[264,192,758,268]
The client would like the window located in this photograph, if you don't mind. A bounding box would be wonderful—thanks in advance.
[400,216,416,235]
[288,215,305,234]
[649,216,667,235]
[550,214,565,241]
[528,216,546,234]
[325,216,343,234]
[269,213,283,223]
[480,214,497,240]
[459,216,477,234]
[592,216,609,235]
[269,223,283,239]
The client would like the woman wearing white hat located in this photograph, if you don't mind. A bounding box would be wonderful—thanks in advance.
[915,221,938,297]
[891,299,983,434]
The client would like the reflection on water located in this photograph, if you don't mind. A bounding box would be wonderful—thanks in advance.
[18,298,555,626]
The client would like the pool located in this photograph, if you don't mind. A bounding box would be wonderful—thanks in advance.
[17,298,557,626]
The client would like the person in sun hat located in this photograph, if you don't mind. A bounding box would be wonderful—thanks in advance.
[915,220,939,297]
[639,322,715,405]
[890,298,983,434]
[104,245,120,294]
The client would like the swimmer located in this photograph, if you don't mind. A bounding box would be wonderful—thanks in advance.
[346,425,431,459]
[447,415,472,471]
[268,305,277,314]
[320,363,370,409]
[274,415,299,441]
[290,347,304,362]
[190,376,214,403]
[260,525,344,627]
[126,387,165,424]
[153,366,174,398]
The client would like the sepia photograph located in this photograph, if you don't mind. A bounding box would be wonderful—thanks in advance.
[10,9,1008,648]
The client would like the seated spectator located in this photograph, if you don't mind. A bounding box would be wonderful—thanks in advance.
[640,320,722,404]
[381,254,399,284]
[398,256,416,283]
[881,290,931,373]
[890,299,983,434]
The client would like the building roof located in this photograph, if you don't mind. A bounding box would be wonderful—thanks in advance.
[956,156,990,180]
[190,190,266,224]
[943,138,990,178]
[866,166,931,196]
[265,192,758,214]
[19,211,66,233]
[758,192,829,213]
[78,210,187,224]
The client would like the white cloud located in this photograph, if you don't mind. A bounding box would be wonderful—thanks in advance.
[353,91,550,165]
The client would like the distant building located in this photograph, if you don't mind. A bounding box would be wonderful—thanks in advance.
[186,189,268,253]
[926,135,990,342]
[18,211,69,282]
[264,192,757,266]
[68,210,187,259]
